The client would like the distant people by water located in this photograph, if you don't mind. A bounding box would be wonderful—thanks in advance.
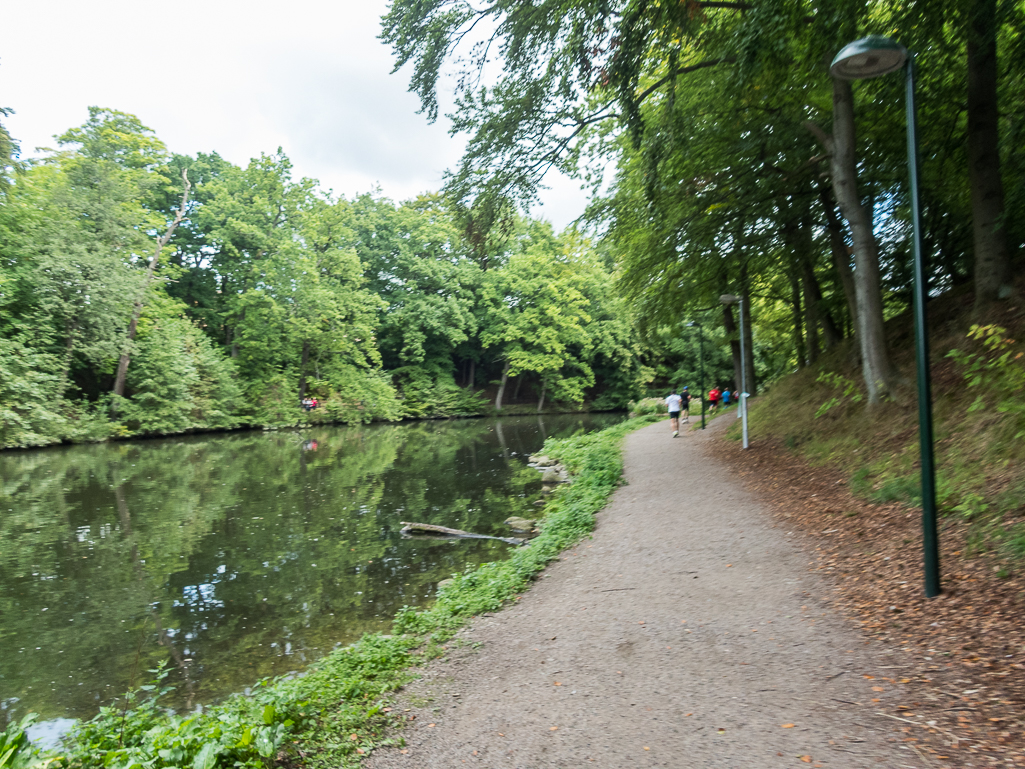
[301,397,320,412]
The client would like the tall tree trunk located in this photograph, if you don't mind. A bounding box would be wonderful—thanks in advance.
[968,0,1012,309]
[112,170,191,401]
[810,80,899,403]
[801,265,821,363]
[803,261,842,349]
[790,273,807,367]
[466,359,475,388]
[537,380,546,413]
[495,360,511,410]
[298,340,311,400]
[57,318,79,402]
[513,374,523,401]
[740,265,756,396]
[722,302,742,390]
[818,184,859,333]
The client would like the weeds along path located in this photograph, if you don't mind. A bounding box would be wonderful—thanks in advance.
[365,416,913,768]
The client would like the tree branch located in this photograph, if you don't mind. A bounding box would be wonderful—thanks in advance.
[634,58,734,106]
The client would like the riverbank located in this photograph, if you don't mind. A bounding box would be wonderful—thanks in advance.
[0,401,621,452]
[4,415,657,769]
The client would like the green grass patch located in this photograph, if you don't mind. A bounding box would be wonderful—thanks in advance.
[11,415,660,769]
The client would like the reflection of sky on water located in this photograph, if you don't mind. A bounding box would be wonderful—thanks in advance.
[26,718,78,750]
[1,413,625,737]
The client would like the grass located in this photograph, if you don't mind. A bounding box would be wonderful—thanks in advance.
[12,414,660,769]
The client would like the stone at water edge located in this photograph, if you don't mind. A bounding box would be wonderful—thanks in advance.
[504,517,536,531]
[541,485,557,495]
[437,578,455,590]
[529,455,557,466]
[541,468,562,483]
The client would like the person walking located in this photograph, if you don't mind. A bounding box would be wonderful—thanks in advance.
[722,388,731,408]
[665,390,684,437]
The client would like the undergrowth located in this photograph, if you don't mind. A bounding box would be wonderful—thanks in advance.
[10,415,659,769]
[742,315,1025,565]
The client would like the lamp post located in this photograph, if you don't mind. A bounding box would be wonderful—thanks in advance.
[686,322,706,430]
[719,294,749,448]
[831,35,940,598]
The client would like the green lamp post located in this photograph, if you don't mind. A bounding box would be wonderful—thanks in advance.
[831,35,940,598]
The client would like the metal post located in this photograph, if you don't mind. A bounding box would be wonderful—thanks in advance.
[906,53,940,597]
[738,298,749,448]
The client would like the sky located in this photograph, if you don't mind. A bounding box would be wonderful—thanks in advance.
[0,0,590,229]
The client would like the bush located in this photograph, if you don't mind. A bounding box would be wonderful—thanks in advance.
[627,397,666,417]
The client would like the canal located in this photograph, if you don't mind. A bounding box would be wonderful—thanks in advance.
[0,413,624,733]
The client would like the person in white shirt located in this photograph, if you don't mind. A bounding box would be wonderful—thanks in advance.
[665,390,683,437]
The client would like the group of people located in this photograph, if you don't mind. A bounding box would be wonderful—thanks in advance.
[300,397,320,411]
[706,387,735,414]
[663,385,740,437]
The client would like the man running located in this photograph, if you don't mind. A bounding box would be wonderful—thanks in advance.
[665,390,684,437]
[680,387,691,423]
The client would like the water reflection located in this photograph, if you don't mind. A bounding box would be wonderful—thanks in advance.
[0,413,624,726]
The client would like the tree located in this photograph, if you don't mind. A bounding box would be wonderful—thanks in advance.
[480,224,600,410]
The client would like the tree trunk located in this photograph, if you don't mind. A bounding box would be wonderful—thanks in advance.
[513,374,523,401]
[823,79,899,403]
[57,318,79,401]
[298,340,311,400]
[740,266,756,396]
[818,184,859,333]
[722,303,743,391]
[495,360,511,409]
[968,0,1012,310]
[466,359,475,388]
[790,273,807,367]
[112,170,191,401]
[801,265,820,363]
[803,260,842,349]
[537,380,546,413]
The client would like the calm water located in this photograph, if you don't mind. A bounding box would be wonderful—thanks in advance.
[0,413,625,730]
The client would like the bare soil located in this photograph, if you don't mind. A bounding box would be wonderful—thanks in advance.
[365,416,934,768]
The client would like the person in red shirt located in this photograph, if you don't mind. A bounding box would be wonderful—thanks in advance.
[708,387,721,414]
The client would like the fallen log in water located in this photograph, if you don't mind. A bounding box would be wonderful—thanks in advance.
[399,521,525,546]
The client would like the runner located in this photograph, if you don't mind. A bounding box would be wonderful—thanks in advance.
[664,389,683,437]
[708,386,721,414]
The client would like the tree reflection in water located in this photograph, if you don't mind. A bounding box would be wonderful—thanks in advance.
[0,413,624,726]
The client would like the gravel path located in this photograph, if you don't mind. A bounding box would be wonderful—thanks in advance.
[366,416,919,768]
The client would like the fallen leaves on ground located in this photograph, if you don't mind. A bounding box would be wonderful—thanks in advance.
[727,435,1025,768]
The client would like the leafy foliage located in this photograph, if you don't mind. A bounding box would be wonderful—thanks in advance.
[0,111,652,448]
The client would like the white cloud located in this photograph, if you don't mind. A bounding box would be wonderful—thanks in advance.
[0,0,589,228]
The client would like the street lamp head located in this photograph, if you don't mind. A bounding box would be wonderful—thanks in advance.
[830,35,908,80]
[719,294,741,305]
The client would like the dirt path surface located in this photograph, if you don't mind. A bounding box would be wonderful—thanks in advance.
[366,417,919,768]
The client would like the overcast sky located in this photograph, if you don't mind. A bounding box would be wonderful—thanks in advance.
[0,0,589,229]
